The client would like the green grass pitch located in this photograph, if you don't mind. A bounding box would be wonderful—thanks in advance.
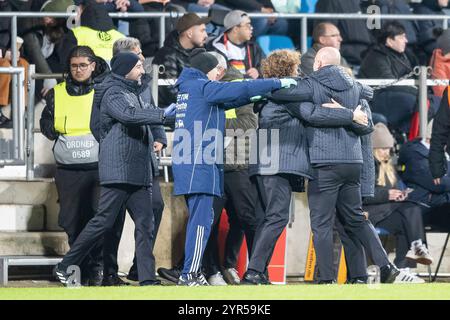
[1,284,450,300]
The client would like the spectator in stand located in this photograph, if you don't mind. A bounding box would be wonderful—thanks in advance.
[209,10,265,79]
[315,0,374,66]
[130,0,186,57]
[413,0,449,65]
[180,0,229,12]
[0,0,12,58]
[152,12,209,108]
[300,22,351,76]
[430,29,450,98]
[0,36,29,128]
[212,0,288,37]
[362,0,418,49]
[59,0,125,64]
[363,123,433,271]
[399,120,450,232]
[359,21,419,134]
[75,0,143,12]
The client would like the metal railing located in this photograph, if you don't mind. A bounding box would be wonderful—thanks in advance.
[0,66,25,166]
[1,11,450,179]
[5,68,450,182]
[1,11,449,54]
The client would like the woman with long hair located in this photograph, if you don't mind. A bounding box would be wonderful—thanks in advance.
[363,123,433,268]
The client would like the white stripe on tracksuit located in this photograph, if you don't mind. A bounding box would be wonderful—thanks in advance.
[189,225,204,274]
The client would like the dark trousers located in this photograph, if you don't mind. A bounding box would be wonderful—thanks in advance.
[60,184,156,283]
[334,218,368,280]
[55,168,102,278]
[376,202,426,268]
[424,202,450,231]
[102,179,164,277]
[247,174,292,274]
[308,164,390,282]
[202,170,263,276]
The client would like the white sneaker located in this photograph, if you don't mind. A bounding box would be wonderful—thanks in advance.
[394,268,425,284]
[222,268,241,285]
[406,240,434,265]
[207,272,227,286]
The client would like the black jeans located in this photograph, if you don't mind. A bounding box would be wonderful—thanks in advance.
[247,174,292,274]
[55,168,102,278]
[308,164,390,282]
[102,179,164,277]
[60,183,156,283]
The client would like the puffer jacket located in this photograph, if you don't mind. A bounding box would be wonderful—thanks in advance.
[98,73,165,186]
[413,0,448,60]
[430,49,450,97]
[152,30,192,108]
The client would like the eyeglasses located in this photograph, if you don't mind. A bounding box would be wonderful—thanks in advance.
[70,62,93,71]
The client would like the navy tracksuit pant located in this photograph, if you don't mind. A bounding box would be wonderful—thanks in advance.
[182,194,216,276]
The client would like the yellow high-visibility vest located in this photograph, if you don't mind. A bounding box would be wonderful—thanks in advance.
[225,79,245,119]
[54,81,94,136]
[72,26,124,61]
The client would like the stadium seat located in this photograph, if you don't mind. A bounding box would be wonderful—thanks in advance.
[300,0,317,13]
[256,35,296,56]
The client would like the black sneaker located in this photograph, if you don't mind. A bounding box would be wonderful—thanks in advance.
[317,280,336,285]
[0,114,12,128]
[380,263,401,284]
[178,273,200,287]
[196,272,210,286]
[241,270,270,285]
[140,279,162,286]
[157,266,182,284]
[87,270,103,287]
[126,272,139,282]
[54,263,75,286]
[346,276,368,284]
[102,274,130,286]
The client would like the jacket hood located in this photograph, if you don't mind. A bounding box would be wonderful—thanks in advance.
[175,67,208,87]
[310,65,354,92]
[81,2,115,31]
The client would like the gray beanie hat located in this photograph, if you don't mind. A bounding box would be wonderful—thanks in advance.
[372,123,395,149]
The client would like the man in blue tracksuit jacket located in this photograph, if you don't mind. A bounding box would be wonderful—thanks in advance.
[172,48,296,286]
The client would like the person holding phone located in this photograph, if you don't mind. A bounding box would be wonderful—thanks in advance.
[363,123,433,270]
